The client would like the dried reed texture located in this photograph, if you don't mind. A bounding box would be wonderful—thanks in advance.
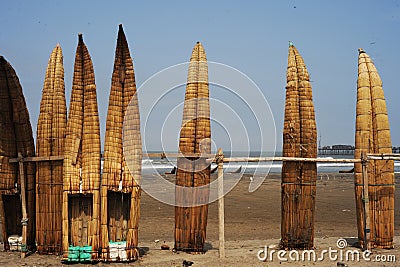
[281,43,317,249]
[100,24,142,261]
[354,49,394,249]
[36,44,66,254]
[62,34,101,260]
[0,56,36,250]
[175,42,211,252]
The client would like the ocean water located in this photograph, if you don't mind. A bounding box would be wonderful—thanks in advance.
[140,151,400,175]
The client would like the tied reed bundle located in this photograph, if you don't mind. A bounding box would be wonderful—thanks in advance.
[281,43,317,250]
[354,48,394,249]
[62,34,101,260]
[101,24,142,261]
[0,56,36,251]
[175,42,211,253]
[36,44,66,254]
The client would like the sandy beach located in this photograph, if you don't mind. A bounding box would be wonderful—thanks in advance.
[0,172,399,266]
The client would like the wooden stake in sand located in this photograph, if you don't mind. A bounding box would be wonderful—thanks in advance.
[354,48,394,249]
[0,56,36,254]
[62,34,101,261]
[36,44,66,255]
[281,42,317,249]
[175,42,211,253]
[101,24,142,262]
[361,152,370,250]
[216,148,225,258]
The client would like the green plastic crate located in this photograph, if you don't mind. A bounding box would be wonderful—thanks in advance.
[67,246,80,262]
[80,245,92,261]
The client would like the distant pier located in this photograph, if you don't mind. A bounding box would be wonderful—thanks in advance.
[318,145,400,155]
[318,145,355,155]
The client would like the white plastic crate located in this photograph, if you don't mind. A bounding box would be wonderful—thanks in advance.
[8,235,22,251]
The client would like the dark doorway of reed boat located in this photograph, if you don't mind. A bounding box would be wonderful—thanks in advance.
[2,194,22,248]
[68,194,93,246]
[107,191,131,242]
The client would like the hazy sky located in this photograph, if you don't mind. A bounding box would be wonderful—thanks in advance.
[1,0,399,152]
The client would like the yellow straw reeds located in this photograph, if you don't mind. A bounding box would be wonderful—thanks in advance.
[101,24,142,261]
[354,48,394,249]
[0,56,36,251]
[281,42,317,249]
[62,34,101,260]
[36,44,66,255]
[175,42,211,253]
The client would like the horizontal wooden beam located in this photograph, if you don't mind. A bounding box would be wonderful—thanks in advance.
[367,153,400,160]
[145,153,363,163]
[221,156,362,163]
[12,153,399,164]
[144,153,216,159]
[9,155,64,163]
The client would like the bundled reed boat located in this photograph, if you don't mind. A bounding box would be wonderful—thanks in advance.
[0,56,36,252]
[36,44,66,254]
[175,42,211,253]
[281,42,317,249]
[100,24,142,262]
[354,48,394,249]
[62,34,101,262]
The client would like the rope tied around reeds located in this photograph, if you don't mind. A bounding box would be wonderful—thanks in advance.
[215,152,224,164]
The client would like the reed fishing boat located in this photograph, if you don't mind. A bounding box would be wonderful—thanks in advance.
[62,34,101,262]
[354,48,394,249]
[281,42,317,249]
[0,56,36,252]
[100,24,142,262]
[175,42,211,253]
[36,44,66,254]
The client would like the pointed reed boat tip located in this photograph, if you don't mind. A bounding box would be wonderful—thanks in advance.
[358,48,365,54]
[119,23,123,29]
[289,41,294,47]
[78,33,83,42]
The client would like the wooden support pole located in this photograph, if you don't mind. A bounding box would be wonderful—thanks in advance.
[217,148,225,259]
[367,153,400,161]
[17,153,28,258]
[361,152,370,251]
